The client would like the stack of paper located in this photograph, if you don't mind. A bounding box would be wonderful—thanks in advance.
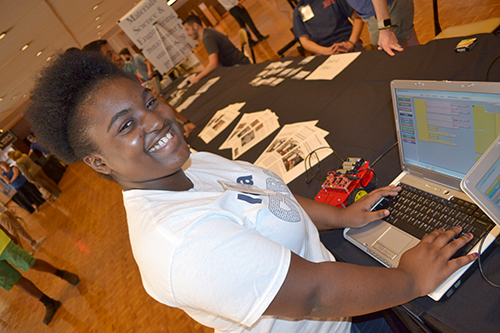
[219,109,280,160]
[198,102,246,144]
[255,121,331,184]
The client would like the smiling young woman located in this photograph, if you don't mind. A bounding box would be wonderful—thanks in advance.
[25,51,477,333]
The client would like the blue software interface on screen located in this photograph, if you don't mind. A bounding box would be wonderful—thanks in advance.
[395,88,500,179]
[476,159,500,211]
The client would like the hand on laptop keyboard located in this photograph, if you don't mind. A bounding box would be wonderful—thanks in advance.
[396,226,478,297]
[341,185,401,228]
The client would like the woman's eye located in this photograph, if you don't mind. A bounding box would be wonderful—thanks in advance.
[146,98,158,110]
[119,120,133,133]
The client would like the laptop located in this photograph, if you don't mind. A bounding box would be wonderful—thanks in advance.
[344,79,500,301]
[462,135,500,227]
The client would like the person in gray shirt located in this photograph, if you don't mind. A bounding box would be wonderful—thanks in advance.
[183,15,250,85]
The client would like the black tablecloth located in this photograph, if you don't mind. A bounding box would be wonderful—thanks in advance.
[180,33,500,333]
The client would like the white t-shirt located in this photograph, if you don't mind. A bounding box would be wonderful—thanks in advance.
[123,152,350,333]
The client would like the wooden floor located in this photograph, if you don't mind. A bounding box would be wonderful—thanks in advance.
[2,0,500,332]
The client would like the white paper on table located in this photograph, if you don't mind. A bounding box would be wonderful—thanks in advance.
[230,111,280,160]
[257,69,270,77]
[220,110,278,150]
[277,68,293,77]
[286,67,302,77]
[254,121,331,184]
[196,77,220,94]
[198,102,245,144]
[249,77,264,86]
[176,94,200,112]
[269,78,285,86]
[292,71,311,80]
[278,60,293,68]
[306,52,360,80]
[299,56,315,65]
[265,62,282,69]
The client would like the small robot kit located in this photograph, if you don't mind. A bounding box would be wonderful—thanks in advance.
[315,157,374,208]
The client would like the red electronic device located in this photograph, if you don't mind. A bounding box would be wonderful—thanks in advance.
[315,158,374,208]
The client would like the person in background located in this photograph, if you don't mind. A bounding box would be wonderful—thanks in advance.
[8,151,62,199]
[118,48,156,83]
[183,15,250,85]
[0,225,79,325]
[293,0,364,55]
[217,0,269,44]
[0,209,45,251]
[27,134,51,158]
[0,162,45,213]
[346,0,419,55]
[25,51,477,332]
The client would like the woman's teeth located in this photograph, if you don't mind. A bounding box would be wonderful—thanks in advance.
[149,131,173,152]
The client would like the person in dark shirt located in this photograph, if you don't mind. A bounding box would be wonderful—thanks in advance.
[182,15,250,85]
[293,0,364,55]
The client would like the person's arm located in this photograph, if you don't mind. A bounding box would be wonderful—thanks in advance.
[332,12,364,53]
[264,228,476,318]
[299,36,336,55]
[371,0,403,56]
[9,166,20,184]
[189,53,219,84]
[145,59,154,79]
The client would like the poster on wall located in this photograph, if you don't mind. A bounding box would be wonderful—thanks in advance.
[0,130,16,150]
[118,0,197,74]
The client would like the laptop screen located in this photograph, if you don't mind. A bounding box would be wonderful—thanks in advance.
[394,88,500,180]
[476,157,500,209]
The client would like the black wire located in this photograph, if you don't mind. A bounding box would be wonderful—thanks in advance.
[371,142,398,168]
[304,146,344,184]
[477,230,500,288]
[486,52,500,82]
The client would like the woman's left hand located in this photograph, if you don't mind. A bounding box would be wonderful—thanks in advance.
[338,185,400,229]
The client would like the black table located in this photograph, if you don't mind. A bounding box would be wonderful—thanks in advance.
[180,33,500,333]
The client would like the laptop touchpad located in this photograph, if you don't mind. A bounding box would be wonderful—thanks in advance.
[373,227,413,259]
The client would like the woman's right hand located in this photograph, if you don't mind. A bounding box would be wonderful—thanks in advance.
[396,226,478,297]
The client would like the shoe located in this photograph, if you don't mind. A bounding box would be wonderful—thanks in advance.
[61,271,81,286]
[32,237,46,250]
[249,39,258,47]
[257,35,269,42]
[43,300,61,325]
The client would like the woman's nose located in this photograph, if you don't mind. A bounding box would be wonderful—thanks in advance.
[143,111,164,133]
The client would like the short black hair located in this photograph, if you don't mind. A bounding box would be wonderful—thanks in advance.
[119,48,131,56]
[82,40,107,53]
[26,51,130,164]
[182,14,202,26]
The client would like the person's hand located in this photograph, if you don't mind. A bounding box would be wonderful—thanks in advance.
[377,29,403,56]
[338,185,401,228]
[189,75,200,85]
[331,42,354,53]
[183,122,196,137]
[397,226,477,297]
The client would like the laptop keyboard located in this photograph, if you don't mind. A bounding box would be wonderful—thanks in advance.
[375,183,496,257]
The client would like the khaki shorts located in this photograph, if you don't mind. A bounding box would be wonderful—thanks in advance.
[0,242,35,291]
[364,0,415,46]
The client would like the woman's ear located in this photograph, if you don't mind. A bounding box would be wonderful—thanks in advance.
[83,156,112,175]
